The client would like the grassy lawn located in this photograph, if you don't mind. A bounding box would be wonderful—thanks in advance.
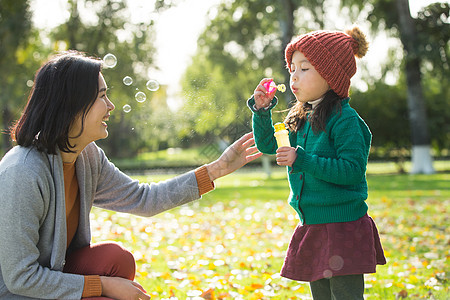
[90,163,449,299]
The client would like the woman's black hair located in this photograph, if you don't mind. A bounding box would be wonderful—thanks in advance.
[11,50,103,154]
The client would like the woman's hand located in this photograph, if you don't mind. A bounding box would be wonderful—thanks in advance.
[253,78,277,110]
[276,147,297,167]
[100,276,151,300]
[206,132,262,181]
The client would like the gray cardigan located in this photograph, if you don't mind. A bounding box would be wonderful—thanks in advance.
[0,143,201,299]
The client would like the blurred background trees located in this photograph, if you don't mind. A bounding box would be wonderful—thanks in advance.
[0,0,448,173]
[0,0,34,151]
[180,0,449,173]
[345,0,449,173]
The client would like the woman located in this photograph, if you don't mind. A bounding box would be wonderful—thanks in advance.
[0,51,262,299]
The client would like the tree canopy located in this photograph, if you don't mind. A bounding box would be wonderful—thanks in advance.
[179,0,449,163]
[0,0,448,164]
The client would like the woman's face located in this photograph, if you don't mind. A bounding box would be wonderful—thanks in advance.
[69,73,115,148]
[289,51,330,103]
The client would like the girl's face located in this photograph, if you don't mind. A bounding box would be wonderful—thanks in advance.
[289,51,330,103]
[69,73,115,148]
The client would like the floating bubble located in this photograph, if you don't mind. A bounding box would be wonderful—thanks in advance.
[146,79,160,91]
[123,76,133,86]
[103,53,117,68]
[123,104,131,113]
[135,91,146,103]
[323,269,333,278]
[329,255,344,271]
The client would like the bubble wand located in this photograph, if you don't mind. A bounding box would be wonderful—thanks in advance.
[263,79,286,94]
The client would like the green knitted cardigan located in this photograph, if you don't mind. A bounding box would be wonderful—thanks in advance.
[248,96,371,225]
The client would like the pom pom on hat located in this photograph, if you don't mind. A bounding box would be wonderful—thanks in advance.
[345,26,369,58]
[285,26,369,98]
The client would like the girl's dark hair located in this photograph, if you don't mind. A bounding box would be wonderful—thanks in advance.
[284,89,343,133]
[11,51,103,154]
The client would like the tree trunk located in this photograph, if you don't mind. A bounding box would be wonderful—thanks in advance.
[280,0,296,106]
[2,106,13,154]
[67,0,79,49]
[395,0,434,174]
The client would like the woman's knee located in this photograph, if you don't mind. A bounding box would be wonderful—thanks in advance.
[96,242,136,280]
[64,242,136,280]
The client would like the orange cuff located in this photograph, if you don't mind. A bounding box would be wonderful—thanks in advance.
[81,275,102,298]
[195,165,215,196]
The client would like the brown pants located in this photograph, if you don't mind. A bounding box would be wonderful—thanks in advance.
[63,241,136,299]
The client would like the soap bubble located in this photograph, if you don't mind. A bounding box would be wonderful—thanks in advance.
[123,104,131,113]
[146,79,160,91]
[103,53,117,68]
[123,76,133,86]
[135,91,146,103]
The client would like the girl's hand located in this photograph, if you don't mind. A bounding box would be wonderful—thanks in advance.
[100,276,151,300]
[276,147,297,167]
[206,132,263,181]
[253,78,277,110]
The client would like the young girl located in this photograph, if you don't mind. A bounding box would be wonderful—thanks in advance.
[0,51,262,299]
[247,27,386,299]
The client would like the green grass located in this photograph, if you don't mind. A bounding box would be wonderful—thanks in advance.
[110,143,450,172]
[90,164,449,299]
[111,146,222,170]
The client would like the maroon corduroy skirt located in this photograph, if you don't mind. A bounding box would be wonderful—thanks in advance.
[280,214,386,282]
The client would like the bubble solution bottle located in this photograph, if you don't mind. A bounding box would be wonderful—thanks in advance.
[274,122,290,148]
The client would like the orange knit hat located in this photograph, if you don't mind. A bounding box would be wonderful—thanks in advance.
[285,26,369,98]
